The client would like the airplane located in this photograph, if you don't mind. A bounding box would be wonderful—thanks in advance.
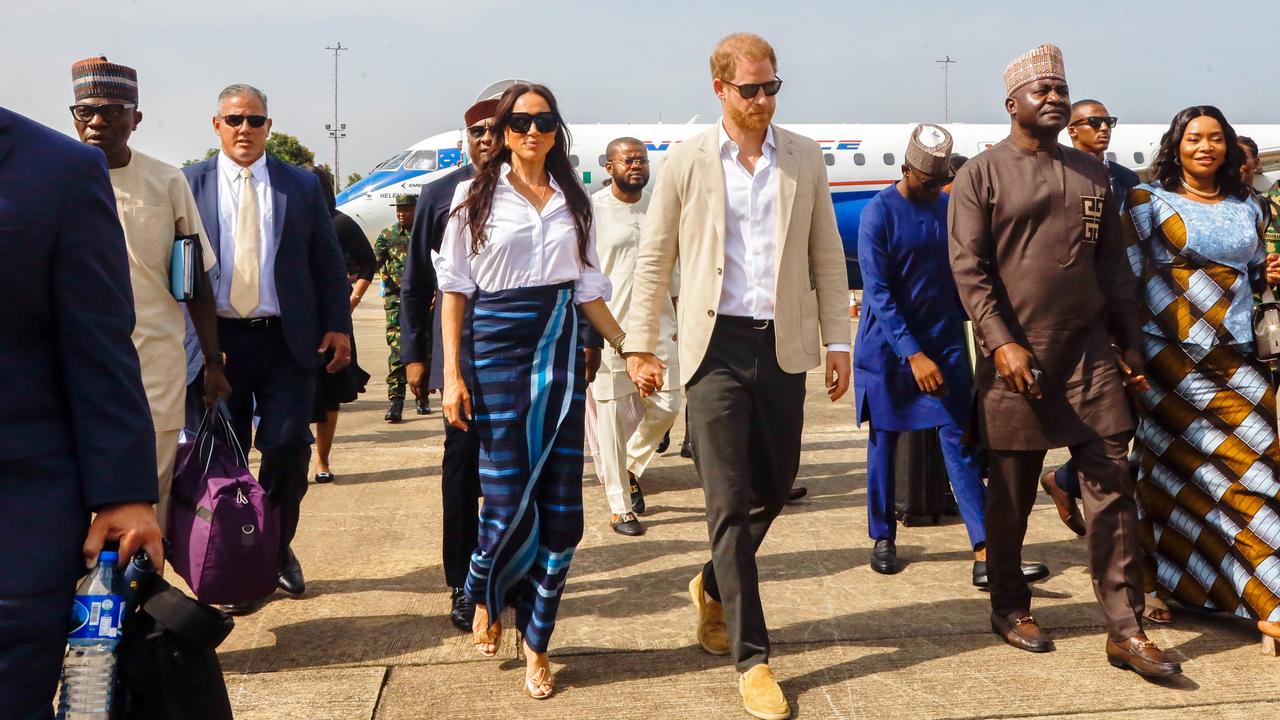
[337,120,1280,276]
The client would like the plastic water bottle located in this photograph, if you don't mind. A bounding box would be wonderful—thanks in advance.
[56,550,125,720]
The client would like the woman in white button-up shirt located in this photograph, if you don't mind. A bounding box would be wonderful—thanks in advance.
[433,83,625,700]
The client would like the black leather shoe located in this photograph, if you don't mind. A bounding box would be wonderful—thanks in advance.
[972,560,1051,588]
[871,539,899,575]
[656,430,671,454]
[628,474,646,515]
[610,512,645,536]
[449,587,475,632]
[416,396,431,415]
[992,612,1054,653]
[385,397,404,424]
[679,437,693,459]
[278,547,305,596]
[787,486,808,502]
[221,598,263,616]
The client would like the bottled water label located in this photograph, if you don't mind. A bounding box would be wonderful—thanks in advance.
[68,594,123,641]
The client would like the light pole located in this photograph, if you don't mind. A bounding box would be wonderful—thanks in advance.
[936,55,956,123]
[325,42,347,190]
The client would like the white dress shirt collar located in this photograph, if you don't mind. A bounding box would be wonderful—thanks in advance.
[498,162,566,215]
[217,150,268,184]
[718,120,776,164]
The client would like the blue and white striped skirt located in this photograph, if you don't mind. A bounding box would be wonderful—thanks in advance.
[464,282,586,653]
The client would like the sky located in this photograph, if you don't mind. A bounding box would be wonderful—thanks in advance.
[6,0,1274,184]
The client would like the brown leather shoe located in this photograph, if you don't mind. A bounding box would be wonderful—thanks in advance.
[688,572,730,656]
[1106,634,1182,677]
[991,612,1054,653]
[1040,471,1086,536]
[739,664,790,720]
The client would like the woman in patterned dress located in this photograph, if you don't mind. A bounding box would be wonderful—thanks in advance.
[1124,105,1280,644]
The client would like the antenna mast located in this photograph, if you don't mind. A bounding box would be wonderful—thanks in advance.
[325,42,347,189]
[936,55,957,123]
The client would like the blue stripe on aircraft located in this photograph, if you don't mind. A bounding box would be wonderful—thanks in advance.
[335,167,431,205]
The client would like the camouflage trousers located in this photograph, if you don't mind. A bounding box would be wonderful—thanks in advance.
[384,295,406,400]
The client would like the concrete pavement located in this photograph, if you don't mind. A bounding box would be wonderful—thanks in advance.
[215,304,1280,719]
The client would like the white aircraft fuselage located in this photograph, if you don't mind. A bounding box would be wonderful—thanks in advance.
[337,122,1280,268]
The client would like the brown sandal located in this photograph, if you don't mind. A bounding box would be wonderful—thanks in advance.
[1144,593,1174,625]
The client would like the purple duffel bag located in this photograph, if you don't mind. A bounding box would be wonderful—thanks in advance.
[168,405,279,605]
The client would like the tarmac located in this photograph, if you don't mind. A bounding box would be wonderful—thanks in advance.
[214,304,1280,719]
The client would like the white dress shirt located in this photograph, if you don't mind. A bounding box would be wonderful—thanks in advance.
[434,164,611,303]
[215,151,279,317]
[717,122,850,353]
[718,121,779,319]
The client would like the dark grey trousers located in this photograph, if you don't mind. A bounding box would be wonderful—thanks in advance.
[686,317,806,671]
[987,432,1144,641]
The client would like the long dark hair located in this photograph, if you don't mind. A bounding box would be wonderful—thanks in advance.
[451,83,593,263]
[306,164,338,215]
[1150,105,1250,201]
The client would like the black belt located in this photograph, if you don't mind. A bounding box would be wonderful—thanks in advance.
[717,315,772,330]
[218,316,279,329]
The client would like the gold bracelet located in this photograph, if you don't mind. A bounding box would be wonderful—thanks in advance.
[608,331,626,355]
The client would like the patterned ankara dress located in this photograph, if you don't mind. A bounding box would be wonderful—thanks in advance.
[1123,183,1280,621]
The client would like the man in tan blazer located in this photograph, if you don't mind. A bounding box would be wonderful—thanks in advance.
[626,33,850,720]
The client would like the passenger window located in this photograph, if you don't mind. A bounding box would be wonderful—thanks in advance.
[1133,152,1145,164]
[824,153,835,167]
[1105,152,1117,162]
[854,153,866,166]
[883,153,895,166]
[598,154,607,168]
[570,154,580,168]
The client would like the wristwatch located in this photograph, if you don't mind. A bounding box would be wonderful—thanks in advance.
[205,352,227,368]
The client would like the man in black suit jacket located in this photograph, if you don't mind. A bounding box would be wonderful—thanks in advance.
[182,84,350,609]
[0,106,163,719]
[400,98,496,631]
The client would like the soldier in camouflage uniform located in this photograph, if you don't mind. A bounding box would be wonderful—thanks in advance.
[375,194,416,423]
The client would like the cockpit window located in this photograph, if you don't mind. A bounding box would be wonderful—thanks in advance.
[375,151,411,171]
[403,150,438,171]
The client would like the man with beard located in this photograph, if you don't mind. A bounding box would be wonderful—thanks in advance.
[627,33,851,719]
[69,57,229,527]
[587,138,680,537]
[948,44,1179,677]
[400,96,497,632]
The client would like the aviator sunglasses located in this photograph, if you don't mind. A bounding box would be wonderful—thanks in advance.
[1071,116,1118,130]
[507,112,559,134]
[220,114,269,128]
[721,77,783,100]
[467,123,495,138]
[910,167,954,191]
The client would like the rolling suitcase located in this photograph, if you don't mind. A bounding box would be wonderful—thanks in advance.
[893,428,949,526]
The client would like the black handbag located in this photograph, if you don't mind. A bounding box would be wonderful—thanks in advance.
[114,574,235,720]
[1255,285,1280,362]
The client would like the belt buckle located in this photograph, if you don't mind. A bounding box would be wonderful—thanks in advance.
[752,319,770,331]
[248,317,270,329]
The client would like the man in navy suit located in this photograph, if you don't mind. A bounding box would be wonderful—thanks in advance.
[0,106,164,719]
[182,84,351,610]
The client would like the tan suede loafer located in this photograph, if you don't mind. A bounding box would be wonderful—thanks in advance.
[739,664,790,720]
[688,572,730,656]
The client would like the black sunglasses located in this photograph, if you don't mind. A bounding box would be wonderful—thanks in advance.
[220,114,268,128]
[722,77,783,100]
[909,167,954,191]
[507,112,559,134]
[1071,116,1118,130]
[69,103,136,123]
[467,123,495,138]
